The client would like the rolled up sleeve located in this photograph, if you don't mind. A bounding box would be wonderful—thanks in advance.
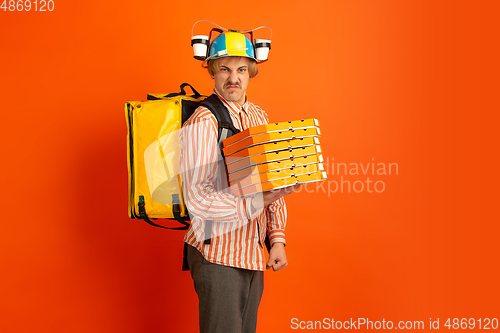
[266,197,287,246]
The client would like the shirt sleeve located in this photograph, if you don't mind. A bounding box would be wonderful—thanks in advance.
[254,106,288,246]
[266,197,287,246]
[180,106,251,224]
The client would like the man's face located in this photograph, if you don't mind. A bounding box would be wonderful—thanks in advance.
[212,56,251,105]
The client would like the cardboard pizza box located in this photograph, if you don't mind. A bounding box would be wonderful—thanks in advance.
[223,118,320,148]
[226,145,322,174]
[223,126,321,156]
[230,162,325,190]
[228,154,325,182]
[225,136,320,159]
[231,171,328,197]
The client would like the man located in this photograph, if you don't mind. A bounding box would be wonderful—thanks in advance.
[180,31,299,333]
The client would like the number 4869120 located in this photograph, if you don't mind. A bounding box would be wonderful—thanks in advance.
[1,0,55,11]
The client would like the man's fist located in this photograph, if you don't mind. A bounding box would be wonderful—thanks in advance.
[266,243,288,271]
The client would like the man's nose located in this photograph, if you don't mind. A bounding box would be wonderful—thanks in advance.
[228,70,239,83]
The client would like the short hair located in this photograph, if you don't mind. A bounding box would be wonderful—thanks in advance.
[208,57,258,78]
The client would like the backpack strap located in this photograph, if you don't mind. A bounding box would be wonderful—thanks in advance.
[200,94,241,155]
[198,94,241,247]
[147,83,203,100]
[138,195,190,230]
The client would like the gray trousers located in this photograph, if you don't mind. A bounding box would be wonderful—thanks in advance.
[187,244,264,333]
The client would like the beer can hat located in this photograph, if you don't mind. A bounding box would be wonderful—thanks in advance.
[205,32,257,64]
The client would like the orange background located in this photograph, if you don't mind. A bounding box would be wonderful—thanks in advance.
[1,0,498,332]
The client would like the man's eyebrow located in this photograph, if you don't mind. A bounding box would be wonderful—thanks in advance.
[218,65,248,70]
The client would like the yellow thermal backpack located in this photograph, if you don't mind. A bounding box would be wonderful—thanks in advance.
[125,83,240,230]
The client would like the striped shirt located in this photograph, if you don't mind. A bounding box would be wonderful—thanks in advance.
[180,89,287,271]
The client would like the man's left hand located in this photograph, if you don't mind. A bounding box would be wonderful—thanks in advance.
[266,243,288,271]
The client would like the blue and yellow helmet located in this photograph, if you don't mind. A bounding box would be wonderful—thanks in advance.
[205,32,257,64]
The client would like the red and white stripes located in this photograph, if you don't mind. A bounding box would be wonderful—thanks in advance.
[180,89,287,271]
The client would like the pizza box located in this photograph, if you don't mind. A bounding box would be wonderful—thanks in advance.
[222,126,321,156]
[226,145,322,173]
[231,171,328,197]
[230,162,325,190]
[228,154,325,182]
[225,136,320,160]
[223,118,320,148]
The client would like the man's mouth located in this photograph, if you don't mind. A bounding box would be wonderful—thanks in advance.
[225,84,240,90]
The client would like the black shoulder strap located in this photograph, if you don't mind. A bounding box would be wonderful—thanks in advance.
[147,83,203,100]
[196,94,241,250]
[200,94,241,153]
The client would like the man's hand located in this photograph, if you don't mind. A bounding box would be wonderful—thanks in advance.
[266,243,288,271]
[251,184,301,212]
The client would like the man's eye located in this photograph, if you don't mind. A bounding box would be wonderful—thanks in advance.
[238,68,247,73]
[220,68,228,72]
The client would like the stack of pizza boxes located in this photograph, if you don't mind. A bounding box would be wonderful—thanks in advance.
[223,118,327,196]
